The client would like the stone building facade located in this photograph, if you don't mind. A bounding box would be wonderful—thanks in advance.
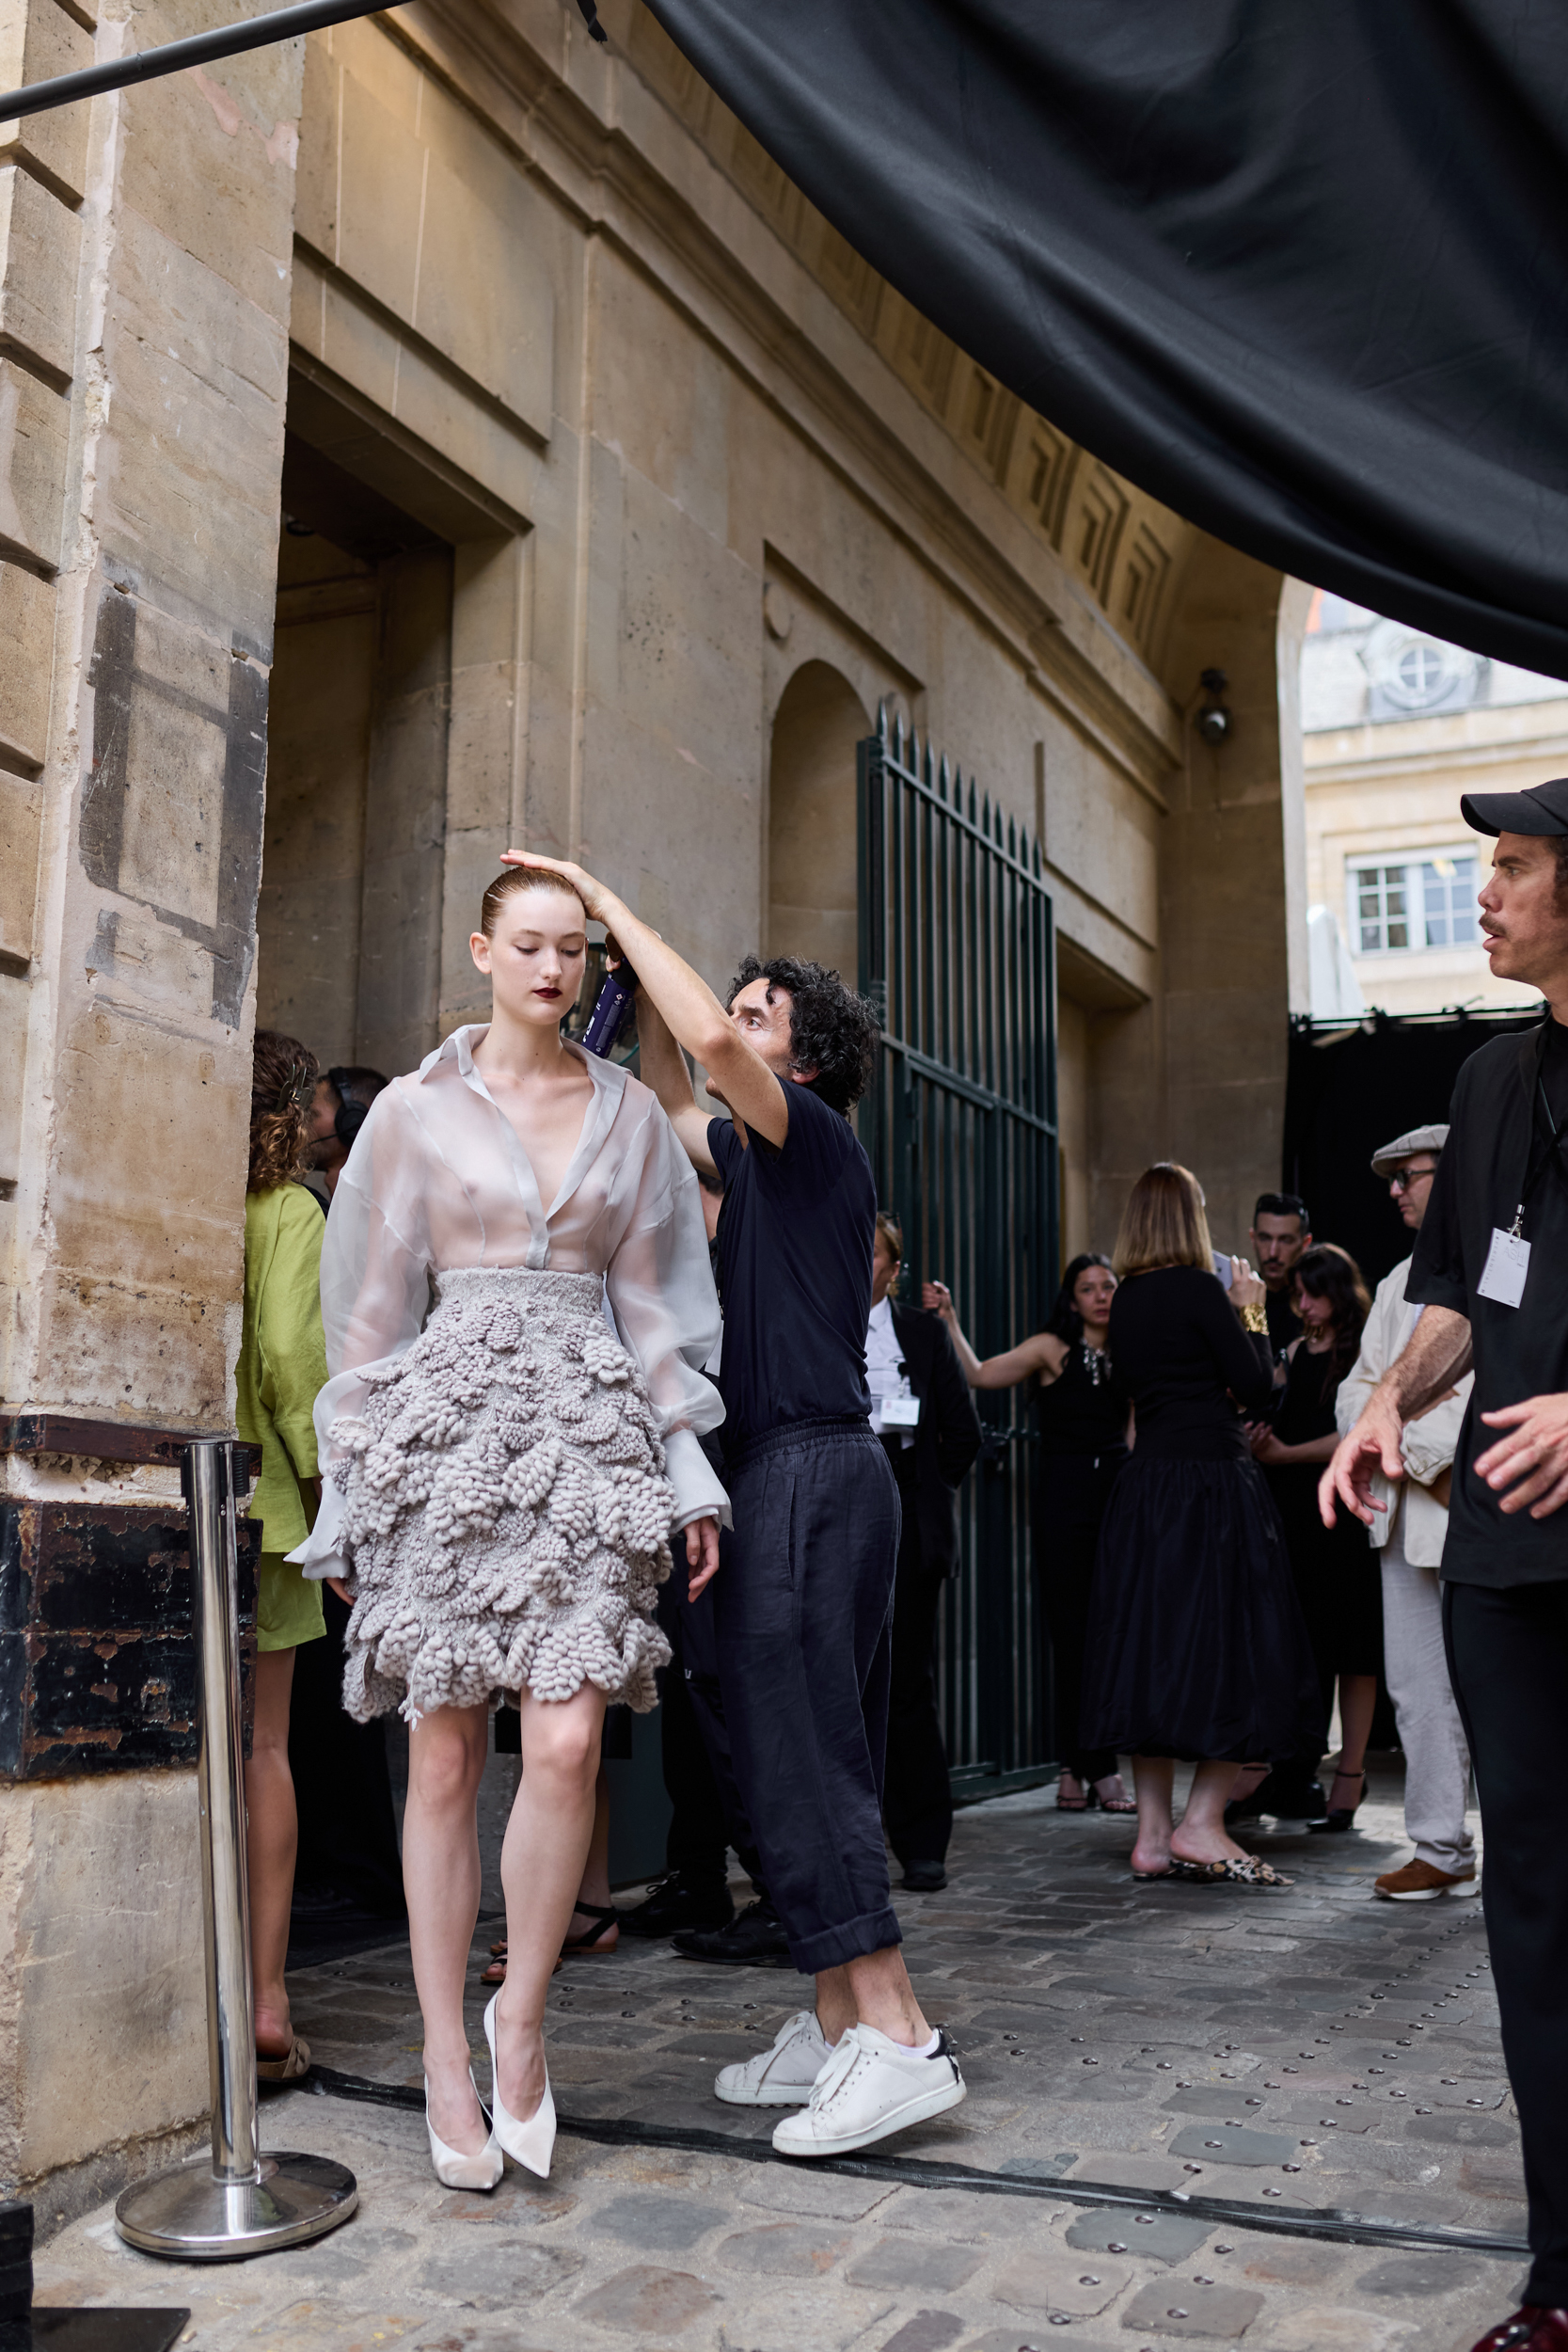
[0,0,1300,2207]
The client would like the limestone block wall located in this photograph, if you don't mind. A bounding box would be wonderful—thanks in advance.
[0,0,306,2215]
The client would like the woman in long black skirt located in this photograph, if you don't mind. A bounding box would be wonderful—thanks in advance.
[926,1253,1134,1816]
[1080,1163,1321,1886]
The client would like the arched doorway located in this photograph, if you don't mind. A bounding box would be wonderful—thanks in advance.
[767,660,869,971]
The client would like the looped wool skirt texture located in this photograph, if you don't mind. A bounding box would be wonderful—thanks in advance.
[329,1266,676,1724]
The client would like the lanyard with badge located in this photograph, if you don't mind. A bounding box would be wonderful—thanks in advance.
[1477,1038,1567,1309]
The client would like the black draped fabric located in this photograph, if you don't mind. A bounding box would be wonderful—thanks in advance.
[645,1,1568,676]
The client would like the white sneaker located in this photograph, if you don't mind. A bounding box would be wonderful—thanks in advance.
[771,2024,966,2155]
[715,2010,833,2106]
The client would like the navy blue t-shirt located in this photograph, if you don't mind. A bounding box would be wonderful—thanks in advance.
[708,1083,875,1450]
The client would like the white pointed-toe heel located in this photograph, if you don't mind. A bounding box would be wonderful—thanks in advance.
[483,1992,556,2179]
[425,2070,503,2191]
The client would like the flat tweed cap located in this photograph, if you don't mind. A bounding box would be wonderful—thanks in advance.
[1370,1124,1449,1179]
[1461,774,1568,836]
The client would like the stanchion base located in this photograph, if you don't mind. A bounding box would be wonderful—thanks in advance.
[114,2152,357,2261]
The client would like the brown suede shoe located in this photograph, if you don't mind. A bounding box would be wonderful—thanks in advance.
[1374,1855,1480,1902]
[1472,2308,1568,2351]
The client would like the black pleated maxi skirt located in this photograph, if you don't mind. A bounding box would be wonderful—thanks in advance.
[1078,1453,1322,1764]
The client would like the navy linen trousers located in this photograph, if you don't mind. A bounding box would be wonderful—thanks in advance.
[714,1417,902,1975]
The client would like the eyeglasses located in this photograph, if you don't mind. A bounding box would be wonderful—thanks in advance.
[1388,1165,1437,1193]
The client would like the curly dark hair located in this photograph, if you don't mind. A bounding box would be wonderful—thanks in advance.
[1294,1241,1371,1388]
[1045,1251,1116,1343]
[726,955,879,1113]
[249,1029,319,1194]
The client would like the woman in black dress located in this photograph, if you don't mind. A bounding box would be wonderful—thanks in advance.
[926,1253,1134,1815]
[1246,1243,1379,1834]
[1080,1163,1321,1885]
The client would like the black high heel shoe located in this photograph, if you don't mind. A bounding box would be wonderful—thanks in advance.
[1307,1767,1366,1834]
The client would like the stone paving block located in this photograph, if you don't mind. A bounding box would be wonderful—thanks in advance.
[1402,2111,1517,2149]
[737,2169,895,2221]
[572,2263,717,2334]
[1064,2206,1212,2264]
[245,2308,433,2348]
[591,2190,731,2250]
[1119,2278,1265,2338]
[847,2237,986,2294]
[990,2248,1132,2316]
[1168,2123,1298,2166]
[1235,2239,1340,2284]
[1066,2153,1187,2192]
[1265,2309,1430,2350]
[717,2221,849,2276]
[877,2313,966,2352]
[1354,2251,1490,2297]
[415,2243,582,2307]
[960,2334,1101,2352]
[875,2188,1035,2242]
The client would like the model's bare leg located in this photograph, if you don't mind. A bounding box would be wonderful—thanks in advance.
[1172,1759,1258,1865]
[404,1703,490,2153]
[1129,1754,1176,1876]
[493,1680,608,2121]
[816,1947,929,2047]
[247,1647,299,2059]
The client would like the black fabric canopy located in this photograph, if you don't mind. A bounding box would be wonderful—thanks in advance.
[645,0,1568,677]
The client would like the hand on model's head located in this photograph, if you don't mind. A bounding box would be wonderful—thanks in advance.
[500,849,610,923]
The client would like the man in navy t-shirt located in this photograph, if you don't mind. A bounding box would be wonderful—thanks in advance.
[503,850,966,2156]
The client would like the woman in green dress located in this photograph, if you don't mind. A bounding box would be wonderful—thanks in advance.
[235,1030,329,2079]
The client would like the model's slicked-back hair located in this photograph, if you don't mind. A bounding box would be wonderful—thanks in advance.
[479,866,586,938]
[727,955,879,1113]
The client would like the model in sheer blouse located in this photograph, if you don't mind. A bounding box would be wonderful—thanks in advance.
[290,867,725,2185]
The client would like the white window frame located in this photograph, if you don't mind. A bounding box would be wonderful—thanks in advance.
[1348,846,1482,958]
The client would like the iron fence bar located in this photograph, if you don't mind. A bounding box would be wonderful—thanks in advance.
[877,1037,1055,1131]
[0,0,399,123]
[877,742,1043,886]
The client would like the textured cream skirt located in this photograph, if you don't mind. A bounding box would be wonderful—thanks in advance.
[332,1266,675,1723]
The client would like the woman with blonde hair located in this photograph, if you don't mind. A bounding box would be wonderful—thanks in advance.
[1078,1163,1320,1885]
[289,865,725,2188]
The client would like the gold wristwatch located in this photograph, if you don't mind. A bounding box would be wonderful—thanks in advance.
[1240,1303,1268,1335]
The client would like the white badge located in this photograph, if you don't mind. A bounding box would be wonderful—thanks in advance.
[1477,1227,1530,1309]
[881,1394,921,1428]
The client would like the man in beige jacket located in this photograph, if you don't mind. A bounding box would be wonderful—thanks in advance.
[1336,1122,1478,1900]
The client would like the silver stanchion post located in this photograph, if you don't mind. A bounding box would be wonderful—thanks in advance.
[116,1439,357,2258]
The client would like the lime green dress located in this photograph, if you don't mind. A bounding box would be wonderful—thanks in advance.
[236,1184,329,1653]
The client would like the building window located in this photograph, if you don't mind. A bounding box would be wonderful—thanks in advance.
[1351,851,1480,955]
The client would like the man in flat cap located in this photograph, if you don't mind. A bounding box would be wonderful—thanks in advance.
[1335,1122,1475,1902]
[1324,776,1568,2352]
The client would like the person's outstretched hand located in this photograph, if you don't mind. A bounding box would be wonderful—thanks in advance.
[685,1514,722,1600]
[1320,1392,1403,1529]
[1473,1392,1568,1518]
[923,1280,955,1319]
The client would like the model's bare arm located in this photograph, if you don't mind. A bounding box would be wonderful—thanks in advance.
[504,853,789,1147]
[1320,1305,1473,1528]
[631,988,720,1178]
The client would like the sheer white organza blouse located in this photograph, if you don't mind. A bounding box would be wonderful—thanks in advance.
[289,1025,728,1582]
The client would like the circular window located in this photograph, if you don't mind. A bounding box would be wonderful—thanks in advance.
[1396,643,1448,702]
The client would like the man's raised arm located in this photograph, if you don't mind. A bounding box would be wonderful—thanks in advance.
[1319,1303,1473,1529]
[502,851,790,1146]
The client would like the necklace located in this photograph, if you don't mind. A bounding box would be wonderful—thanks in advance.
[1081,1340,1112,1387]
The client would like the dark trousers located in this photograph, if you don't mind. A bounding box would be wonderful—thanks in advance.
[288,1585,405,1917]
[1445,1578,1568,2307]
[881,1462,954,1866]
[715,1419,901,1976]
[654,1559,765,1893]
[1037,1456,1119,1784]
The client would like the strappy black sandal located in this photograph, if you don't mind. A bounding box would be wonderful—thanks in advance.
[1307,1767,1366,1835]
[561,1900,621,1956]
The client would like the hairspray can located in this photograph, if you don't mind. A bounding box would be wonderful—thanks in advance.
[581,958,638,1057]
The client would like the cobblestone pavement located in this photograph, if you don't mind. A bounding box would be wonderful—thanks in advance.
[34,1760,1525,2352]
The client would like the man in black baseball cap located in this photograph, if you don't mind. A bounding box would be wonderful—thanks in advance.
[1323,775,1568,2352]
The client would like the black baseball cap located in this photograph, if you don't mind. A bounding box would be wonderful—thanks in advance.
[1461,775,1568,837]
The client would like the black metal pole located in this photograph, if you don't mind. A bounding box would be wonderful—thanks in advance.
[0,0,395,125]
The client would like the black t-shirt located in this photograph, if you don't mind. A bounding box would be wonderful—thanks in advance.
[1106,1264,1275,1460]
[1408,1017,1568,1586]
[1264,1281,1303,1357]
[708,1084,875,1451]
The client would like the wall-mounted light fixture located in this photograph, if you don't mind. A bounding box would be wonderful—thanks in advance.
[1196,667,1231,746]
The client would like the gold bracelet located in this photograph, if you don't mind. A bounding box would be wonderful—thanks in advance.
[1239,1303,1268,1334]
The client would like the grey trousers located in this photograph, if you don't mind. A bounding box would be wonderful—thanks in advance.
[1381,1520,1475,1875]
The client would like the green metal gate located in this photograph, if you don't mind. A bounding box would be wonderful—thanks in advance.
[856,714,1059,1790]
